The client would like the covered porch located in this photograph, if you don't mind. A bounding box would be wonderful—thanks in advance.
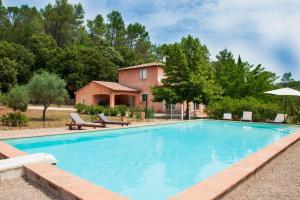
[76,81,140,108]
[93,92,139,108]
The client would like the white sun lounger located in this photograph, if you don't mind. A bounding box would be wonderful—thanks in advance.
[270,114,287,123]
[0,153,57,172]
[0,153,57,181]
[223,113,232,120]
[241,111,252,121]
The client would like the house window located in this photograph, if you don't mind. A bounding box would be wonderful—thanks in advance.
[140,68,147,80]
[81,97,85,104]
[141,93,148,102]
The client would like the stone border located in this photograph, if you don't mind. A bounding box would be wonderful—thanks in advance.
[0,119,191,140]
[170,130,300,200]
[0,141,26,158]
[0,141,128,200]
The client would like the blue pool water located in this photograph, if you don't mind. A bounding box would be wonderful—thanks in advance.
[5,120,298,200]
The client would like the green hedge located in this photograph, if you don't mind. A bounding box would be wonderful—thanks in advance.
[74,104,154,119]
[206,97,281,121]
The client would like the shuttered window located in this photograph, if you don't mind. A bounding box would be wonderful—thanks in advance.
[140,68,147,79]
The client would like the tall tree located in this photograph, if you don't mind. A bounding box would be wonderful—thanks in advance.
[281,72,294,86]
[278,72,300,89]
[87,14,106,43]
[126,23,150,49]
[123,22,152,65]
[245,63,277,96]
[0,41,35,84]
[51,45,122,97]
[0,58,18,92]
[106,10,126,49]
[6,5,44,45]
[27,33,59,72]
[214,49,277,98]
[0,0,10,40]
[213,50,246,98]
[42,0,84,46]
[153,35,222,117]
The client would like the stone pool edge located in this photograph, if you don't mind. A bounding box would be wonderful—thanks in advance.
[0,141,128,200]
[0,119,194,140]
[169,129,300,200]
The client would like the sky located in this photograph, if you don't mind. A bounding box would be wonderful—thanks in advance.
[3,0,300,80]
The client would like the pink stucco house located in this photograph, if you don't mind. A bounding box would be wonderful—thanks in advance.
[75,62,204,115]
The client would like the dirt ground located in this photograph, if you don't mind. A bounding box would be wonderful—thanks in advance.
[0,177,61,200]
[222,140,300,200]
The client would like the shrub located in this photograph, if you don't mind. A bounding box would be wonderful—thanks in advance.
[128,107,135,118]
[103,107,111,116]
[87,105,97,115]
[135,107,142,119]
[93,105,105,114]
[114,105,128,117]
[144,108,154,119]
[4,85,29,112]
[1,112,28,127]
[110,107,118,116]
[206,96,281,121]
[74,103,87,113]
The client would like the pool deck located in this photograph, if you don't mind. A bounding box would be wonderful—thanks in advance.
[221,139,300,200]
[0,177,61,200]
[1,120,300,200]
[0,119,184,140]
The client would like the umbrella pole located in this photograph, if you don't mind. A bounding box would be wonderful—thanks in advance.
[284,96,287,123]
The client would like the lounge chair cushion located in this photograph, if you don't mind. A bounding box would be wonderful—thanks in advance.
[272,114,286,123]
[223,113,232,120]
[242,111,252,121]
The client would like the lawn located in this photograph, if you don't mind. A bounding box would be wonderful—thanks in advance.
[0,106,141,130]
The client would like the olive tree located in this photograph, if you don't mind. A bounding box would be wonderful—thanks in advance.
[27,71,68,120]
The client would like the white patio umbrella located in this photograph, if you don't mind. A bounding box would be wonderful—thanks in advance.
[264,87,300,122]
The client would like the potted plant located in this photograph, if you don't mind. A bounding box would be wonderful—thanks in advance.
[140,111,146,120]
[118,105,128,123]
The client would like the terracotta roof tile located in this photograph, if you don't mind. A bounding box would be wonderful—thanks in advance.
[118,62,164,71]
[93,81,139,92]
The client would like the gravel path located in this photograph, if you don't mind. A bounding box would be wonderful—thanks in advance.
[27,105,76,111]
[0,177,60,200]
[222,140,300,200]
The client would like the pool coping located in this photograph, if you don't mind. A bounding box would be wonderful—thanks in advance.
[0,141,128,200]
[0,119,192,140]
[169,129,300,200]
[1,121,300,200]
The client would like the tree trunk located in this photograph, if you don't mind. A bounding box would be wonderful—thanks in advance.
[42,106,47,121]
[186,101,190,119]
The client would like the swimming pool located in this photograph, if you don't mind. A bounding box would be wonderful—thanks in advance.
[5,120,298,200]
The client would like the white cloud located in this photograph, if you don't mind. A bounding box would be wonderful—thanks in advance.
[132,0,300,78]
